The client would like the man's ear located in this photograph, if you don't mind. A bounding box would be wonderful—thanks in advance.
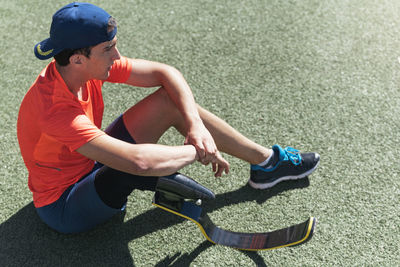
[69,54,83,65]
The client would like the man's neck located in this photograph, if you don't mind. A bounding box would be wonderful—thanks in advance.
[55,62,87,97]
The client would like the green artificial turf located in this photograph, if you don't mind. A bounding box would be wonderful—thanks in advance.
[1,0,400,266]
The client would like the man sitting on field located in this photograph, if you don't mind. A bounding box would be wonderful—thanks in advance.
[17,2,320,233]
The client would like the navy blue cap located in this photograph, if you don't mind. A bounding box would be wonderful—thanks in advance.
[34,2,117,60]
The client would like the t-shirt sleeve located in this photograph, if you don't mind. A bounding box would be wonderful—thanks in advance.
[105,56,133,83]
[40,102,105,152]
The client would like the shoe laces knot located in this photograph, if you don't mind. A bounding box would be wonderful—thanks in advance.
[283,147,302,166]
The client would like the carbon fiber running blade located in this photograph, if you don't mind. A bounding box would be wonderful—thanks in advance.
[198,214,316,250]
[152,195,316,251]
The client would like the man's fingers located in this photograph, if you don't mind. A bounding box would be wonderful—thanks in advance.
[195,143,206,160]
[214,165,223,177]
[198,143,218,165]
[214,164,228,177]
[224,163,230,174]
[185,128,218,164]
[203,138,217,153]
[211,152,230,177]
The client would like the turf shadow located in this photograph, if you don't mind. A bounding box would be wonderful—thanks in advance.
[203,177,310,213]
[154,241,268,267]
[0,178,308,266]
[0,201,188,266]
[0,202,136,266]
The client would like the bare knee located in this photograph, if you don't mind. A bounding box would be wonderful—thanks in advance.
[155,87,173,106]
[155,87,180,115]
[153,87,185,127]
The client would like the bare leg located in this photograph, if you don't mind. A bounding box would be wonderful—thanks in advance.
[123,88,270,165]
[122,88,186,144]
[197,105,271,165]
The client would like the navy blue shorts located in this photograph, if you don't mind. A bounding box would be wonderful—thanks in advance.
[36,115,136,234]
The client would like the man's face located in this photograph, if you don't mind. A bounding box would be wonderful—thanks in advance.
[83,36,121,80]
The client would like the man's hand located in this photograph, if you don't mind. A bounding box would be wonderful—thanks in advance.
[184,122,230,177]
[184,122,217,164]
[211,151,230,177]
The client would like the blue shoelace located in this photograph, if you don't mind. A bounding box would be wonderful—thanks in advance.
[282,146,302,166]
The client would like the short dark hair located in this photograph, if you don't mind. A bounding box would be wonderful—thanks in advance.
[107,17,117,33]
[54,17,117,66]
[54,47,92,67]
[54,47,92,66]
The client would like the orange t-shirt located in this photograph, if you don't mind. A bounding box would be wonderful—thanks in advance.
[17,57,132,208]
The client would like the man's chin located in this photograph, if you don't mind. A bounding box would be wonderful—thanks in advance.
[99,72,110,80]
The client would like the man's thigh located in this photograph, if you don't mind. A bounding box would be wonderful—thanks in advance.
[36,165,124,233]
[121,87,185,144]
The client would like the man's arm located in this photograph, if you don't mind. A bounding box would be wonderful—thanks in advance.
[76,134,199,176]
[124,58,219,164]
[79,58,229,178]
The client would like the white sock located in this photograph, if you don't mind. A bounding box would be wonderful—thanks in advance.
[257,150,274,167]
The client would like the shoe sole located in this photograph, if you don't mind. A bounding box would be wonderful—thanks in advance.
[248,156,320,190]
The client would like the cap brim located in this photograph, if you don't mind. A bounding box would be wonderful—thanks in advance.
[34,38,62,60]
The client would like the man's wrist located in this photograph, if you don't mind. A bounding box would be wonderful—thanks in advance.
[185,115,203,129]
[185,143,200,161]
